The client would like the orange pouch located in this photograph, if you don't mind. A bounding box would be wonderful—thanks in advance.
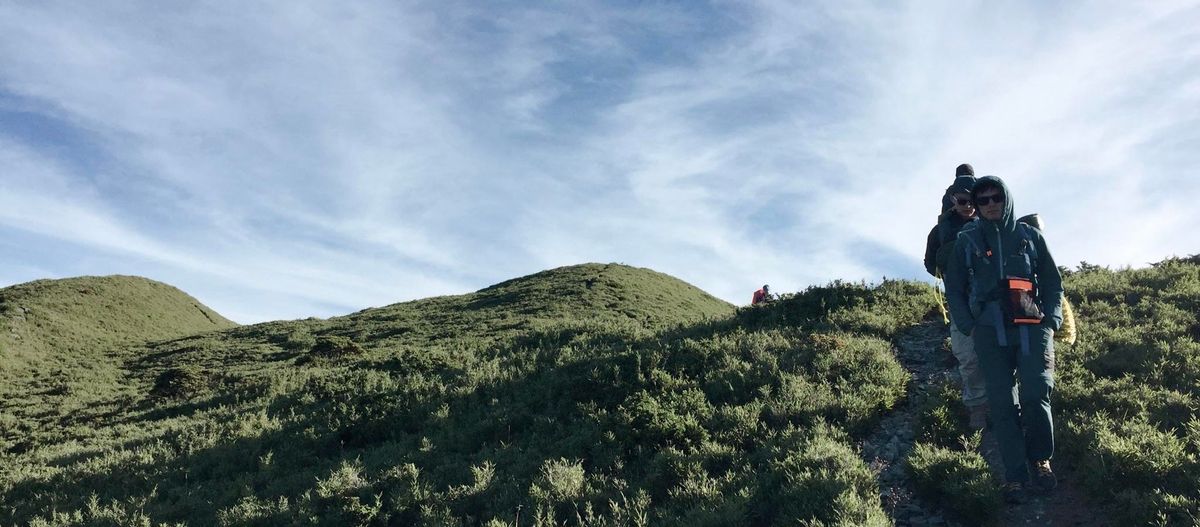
[1005,277,1043,325]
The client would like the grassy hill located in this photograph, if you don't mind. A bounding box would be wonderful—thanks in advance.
[1054,257,1200,524]
[0,275,234,370]
[0,264,937,526]
[0,275,236,468]
[1,258,1197,525]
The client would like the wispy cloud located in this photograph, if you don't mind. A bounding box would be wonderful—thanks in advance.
[2,1,1197,322]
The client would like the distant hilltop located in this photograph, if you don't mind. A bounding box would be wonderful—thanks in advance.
[0,275,236,377]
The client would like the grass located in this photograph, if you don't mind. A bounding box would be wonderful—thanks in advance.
[4,255,1196,525]
[904,256,1200,526]
[0,263,937,526]
[906,380,1000,525]
[1054,257,1200,525]
[907,438,1000,526]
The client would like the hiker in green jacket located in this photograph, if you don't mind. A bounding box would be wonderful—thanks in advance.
[924,172,989,429]
[944,176,1064,500]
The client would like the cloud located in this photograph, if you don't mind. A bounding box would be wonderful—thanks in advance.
[1,0,1198,322]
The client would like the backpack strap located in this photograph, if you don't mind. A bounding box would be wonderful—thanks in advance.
[1017,223,1040,275]
[959,227,985,269]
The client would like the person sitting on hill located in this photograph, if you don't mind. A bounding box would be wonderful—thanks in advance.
[945,176,1064,502]
[751,285,772,305]
[923,172,989,430]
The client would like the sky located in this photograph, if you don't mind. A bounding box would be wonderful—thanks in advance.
[2,1,1198,324]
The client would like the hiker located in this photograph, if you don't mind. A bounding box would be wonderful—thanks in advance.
[1017,214,1077,345]
[923,171,989,429]
[944,176,1064,500]
[940,163,975,213]
[752,285,772,305]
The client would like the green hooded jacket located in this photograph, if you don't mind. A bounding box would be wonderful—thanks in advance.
[944,176,1064,335]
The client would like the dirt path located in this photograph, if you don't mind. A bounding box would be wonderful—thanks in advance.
[861,320,961,526]
[863,320,1112,526]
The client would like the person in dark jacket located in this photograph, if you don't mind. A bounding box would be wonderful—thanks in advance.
[925,174,979,277]
[940,163,975,212]
[924,173,988,428]
[945,176,1064,501]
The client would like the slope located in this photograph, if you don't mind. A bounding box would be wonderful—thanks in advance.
[0,266,938,526]
[0,275,235,373]
[0,275,235,459]
[127,263,736,375]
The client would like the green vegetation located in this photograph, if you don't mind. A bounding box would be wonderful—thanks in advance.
[0,275,236,460]
[907,438,1000,526]
[0,264,937,526]
[1056,257,1200,525]
[907,380,1000,525]
[912,379,970,449]
[3,256,1196,525]
[903,256,1200,526]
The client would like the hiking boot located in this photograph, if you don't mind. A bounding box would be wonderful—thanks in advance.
[1002,482,1027,504]
[968,405,989,431]
[1032,460,1057,492]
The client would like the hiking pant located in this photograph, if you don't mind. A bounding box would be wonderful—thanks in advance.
[973,323,1055,484]
[949,317,988,408]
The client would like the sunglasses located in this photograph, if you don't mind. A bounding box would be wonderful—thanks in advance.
[954,197,973,206]
[974,194,1005,206]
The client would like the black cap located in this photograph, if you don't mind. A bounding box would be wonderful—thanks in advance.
[955,163,974,177]
[948,175,976,196]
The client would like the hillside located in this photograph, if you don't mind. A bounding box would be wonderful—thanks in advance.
[337,262,737,345]
[1,259,1196,525]
[0,265,935,526]
[0,275,236,465]
[126,263,735,376]
[0,275,235,371]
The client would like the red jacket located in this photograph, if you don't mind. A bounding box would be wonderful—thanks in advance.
[752,289,768,305]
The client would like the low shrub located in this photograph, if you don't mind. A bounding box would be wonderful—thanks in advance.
[310,336,364,358]
[913,380,968,448]
[754,426,889,527]
[907,439,1001,525]
[150,365,209,399]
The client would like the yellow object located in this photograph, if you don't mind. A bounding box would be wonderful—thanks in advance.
[1057,295,1077,344]
[933,275,949,325]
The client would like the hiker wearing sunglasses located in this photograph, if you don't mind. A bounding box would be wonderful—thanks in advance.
[944,176,1064,502]
[940,163,975,213]
[924,170,989,430]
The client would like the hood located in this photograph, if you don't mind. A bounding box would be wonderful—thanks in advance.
[971,175,1016,233]
[947,175,977,196]
[955,163,974,177]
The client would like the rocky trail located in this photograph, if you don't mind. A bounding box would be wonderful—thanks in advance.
[861,319,1112,526]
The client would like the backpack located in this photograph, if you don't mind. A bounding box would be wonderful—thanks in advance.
[959,222,1043,324]
[933,215,969,276]
[959,222,1040,281]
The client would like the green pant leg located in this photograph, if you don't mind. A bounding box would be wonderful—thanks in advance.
[1016,325,1055,463]
[973,324,1030,484]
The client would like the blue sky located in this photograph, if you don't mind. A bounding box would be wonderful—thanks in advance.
[2,1,1198,323]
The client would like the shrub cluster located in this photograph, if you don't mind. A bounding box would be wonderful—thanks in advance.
[907,439,1000,526]
[1055,258,1200,524]
[0,277,939,526]
[906,377,1000,525]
